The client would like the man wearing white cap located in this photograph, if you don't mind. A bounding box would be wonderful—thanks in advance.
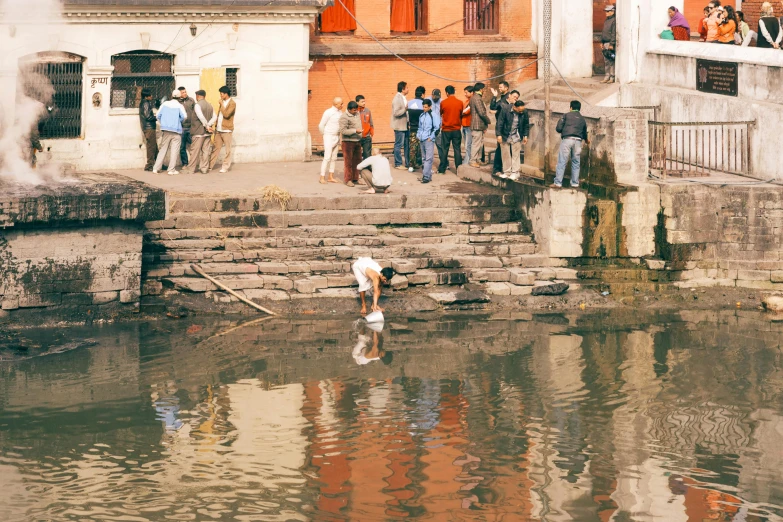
[153,90,187,175]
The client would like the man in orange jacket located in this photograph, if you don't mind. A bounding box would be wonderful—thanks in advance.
[356,95,374,160]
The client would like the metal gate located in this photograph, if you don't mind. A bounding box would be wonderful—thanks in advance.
[20,61,83,139]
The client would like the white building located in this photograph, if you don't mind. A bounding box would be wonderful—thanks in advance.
[0,0,327,171]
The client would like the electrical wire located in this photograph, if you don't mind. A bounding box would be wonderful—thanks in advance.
[334,0,542,83]
[168,0,240,54]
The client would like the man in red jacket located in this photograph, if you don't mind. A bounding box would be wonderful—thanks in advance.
[438,85,463,173]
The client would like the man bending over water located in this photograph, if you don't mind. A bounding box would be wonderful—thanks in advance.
[352,257,395,315]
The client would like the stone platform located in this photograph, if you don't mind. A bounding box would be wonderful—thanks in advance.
[0,172,165,317]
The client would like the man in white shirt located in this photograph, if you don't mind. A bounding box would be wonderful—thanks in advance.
[318,97,343,184]
[356,147,393,194]
[352,322,392,366]
[352,257,395,315]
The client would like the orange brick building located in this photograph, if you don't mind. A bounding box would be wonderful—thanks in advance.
[307,0,537,146]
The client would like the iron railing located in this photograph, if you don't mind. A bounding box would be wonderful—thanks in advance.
[649,120,755,178]
[20,62,83,139]
[465,0,498,34]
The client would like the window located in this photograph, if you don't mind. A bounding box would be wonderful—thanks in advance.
[465,0,499,34]
[391,0,428,34]
[226,68,238,98]
[318,0,356,33]
[110,51,174,109]
[18,52,83,139]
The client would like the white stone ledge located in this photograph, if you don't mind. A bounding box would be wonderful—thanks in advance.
[647,40,783,68]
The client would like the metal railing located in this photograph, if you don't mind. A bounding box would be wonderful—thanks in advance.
[649,120,755,178]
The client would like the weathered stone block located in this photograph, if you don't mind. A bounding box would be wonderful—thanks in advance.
[120,290,141,304]
[256,262,289,274]
[311,276,329,289]
[61,293,93,305]
[391,259,417,274]
[434,271,468,285]
[2,297,19,310]
[200,263,259,274]
[287,262,311,273]
[242,289,291,301]
[263,276,294,291]
[327,274,357,288]
[91,291,119,305]
[485,282,511,295]
[294,279,317,294]
[737,270,771,281]
[450,256,503,268]
[335,246,354,259]
[509,270,535,286]
[508,284,534,296]
[142,281,163,296]
[763,294,783,313]
[317,288,358,298]
[390,274,409,290]
[428,290,490,304]
[645,259,666,270]
[407,270,437,286]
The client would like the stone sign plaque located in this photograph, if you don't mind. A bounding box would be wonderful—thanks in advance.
[696,59,738,96]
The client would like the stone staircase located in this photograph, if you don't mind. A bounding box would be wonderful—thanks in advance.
[141,190,573,304]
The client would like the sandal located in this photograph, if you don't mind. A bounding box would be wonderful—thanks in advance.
[346,181,355,187]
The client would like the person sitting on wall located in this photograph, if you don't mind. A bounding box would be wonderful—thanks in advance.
[352,257,395,315]
[667,6,691,41]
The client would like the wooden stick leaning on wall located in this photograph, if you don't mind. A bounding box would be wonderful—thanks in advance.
[191,264,277,316]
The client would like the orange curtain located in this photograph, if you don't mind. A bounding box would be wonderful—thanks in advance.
[390,0,416,32]
[320,0,357,33]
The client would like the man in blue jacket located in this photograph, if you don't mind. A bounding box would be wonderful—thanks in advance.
[417,99,437,184]
[153,89,187,175]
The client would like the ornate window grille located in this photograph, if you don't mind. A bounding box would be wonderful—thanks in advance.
[110,51,175,109]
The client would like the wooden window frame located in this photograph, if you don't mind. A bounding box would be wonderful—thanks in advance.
[390,0,429,36]
[464,0,500,35]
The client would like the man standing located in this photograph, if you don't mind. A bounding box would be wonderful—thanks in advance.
[462,86,474,162]
[468,83,491,168]
[184,90,216,175]
[417,99,437,184]
[489,81,510,175]
[177,87,195,168]
[601,5,617,83]
[139,88,157,172]
[356,95,374,160]
[438,85,463,174]
[553,100,589,188]
[430,88,443,169]
[340,100,363,187]
[209,86,236,174]
[497,99,529,181]
[152,89,187,175]
[407,86,426,170]
[391,81,409,171]
[357,147,393,194]
[352,257,395,315]
[319,97,343,184]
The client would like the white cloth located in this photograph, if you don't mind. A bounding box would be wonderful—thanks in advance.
[356,155,393,187]
[217,98,232,133]
[319,106,342,136]
[352,257,382,293]
[193,103,217,137]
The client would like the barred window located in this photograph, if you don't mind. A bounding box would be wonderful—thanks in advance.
[226,67,238,97]
[19,56,84,140]
[110,51,175,109]
[465,0,499,34]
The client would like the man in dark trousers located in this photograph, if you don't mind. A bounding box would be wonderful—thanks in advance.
[496,99,529,181]
[438,85,463,173]
[407,86,426,170]
[356,94,374,160]
[177,87,196,167]
[601,5,617,83]
[553,100,589,189]
[139,89,157,172]
[489,81,510,175]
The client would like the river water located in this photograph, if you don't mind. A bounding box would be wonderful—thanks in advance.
[1,311,782,521]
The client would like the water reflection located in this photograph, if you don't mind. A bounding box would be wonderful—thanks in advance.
[0,311,782,521]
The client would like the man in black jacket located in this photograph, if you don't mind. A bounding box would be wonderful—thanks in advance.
[553,100,589,188]
[489,81,510,175]
[139,89,157,172]
[496,98,529,181]
[601,5,617,83]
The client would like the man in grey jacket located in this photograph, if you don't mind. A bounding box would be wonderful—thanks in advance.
[601,5,617,83]
[468,83,491,167]
[553,100,589,188]
[340,101,364,187]
[391,81,409,170]
[184,90,217,174]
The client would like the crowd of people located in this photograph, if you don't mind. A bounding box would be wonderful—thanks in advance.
[139,85,236,176]
[318,79,531,190]
[664,1,783,48]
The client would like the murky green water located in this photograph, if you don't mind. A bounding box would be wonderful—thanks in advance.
[1,311,782,521]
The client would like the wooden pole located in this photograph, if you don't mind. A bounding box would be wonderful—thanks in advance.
[191,264,277,316]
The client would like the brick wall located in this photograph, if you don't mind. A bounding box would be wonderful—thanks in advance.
[308,55,537,144]
[736,0,763,29]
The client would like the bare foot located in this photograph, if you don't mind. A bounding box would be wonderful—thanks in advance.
[362,188,375,194]
[319,177,327,184]
[327,176,339,183]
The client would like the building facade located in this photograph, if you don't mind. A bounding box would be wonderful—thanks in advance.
[0,0,326,171]
[307,0,537,146]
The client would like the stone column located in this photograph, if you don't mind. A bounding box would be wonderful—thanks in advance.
[534,0,594,79]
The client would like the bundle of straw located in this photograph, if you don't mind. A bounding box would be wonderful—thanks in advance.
[259,185,292,211]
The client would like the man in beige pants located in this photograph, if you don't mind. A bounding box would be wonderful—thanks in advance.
[209,85,236,174]
[184,89,217,174]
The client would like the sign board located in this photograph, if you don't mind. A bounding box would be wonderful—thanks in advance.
[696,59,738,97]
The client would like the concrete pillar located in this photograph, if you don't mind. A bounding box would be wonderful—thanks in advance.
[615,0,684,84]
[534,0,594,79]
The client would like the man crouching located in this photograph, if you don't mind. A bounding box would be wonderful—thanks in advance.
[352,257,395,315]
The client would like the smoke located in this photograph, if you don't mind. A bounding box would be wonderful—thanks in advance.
[0,0,68,184]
